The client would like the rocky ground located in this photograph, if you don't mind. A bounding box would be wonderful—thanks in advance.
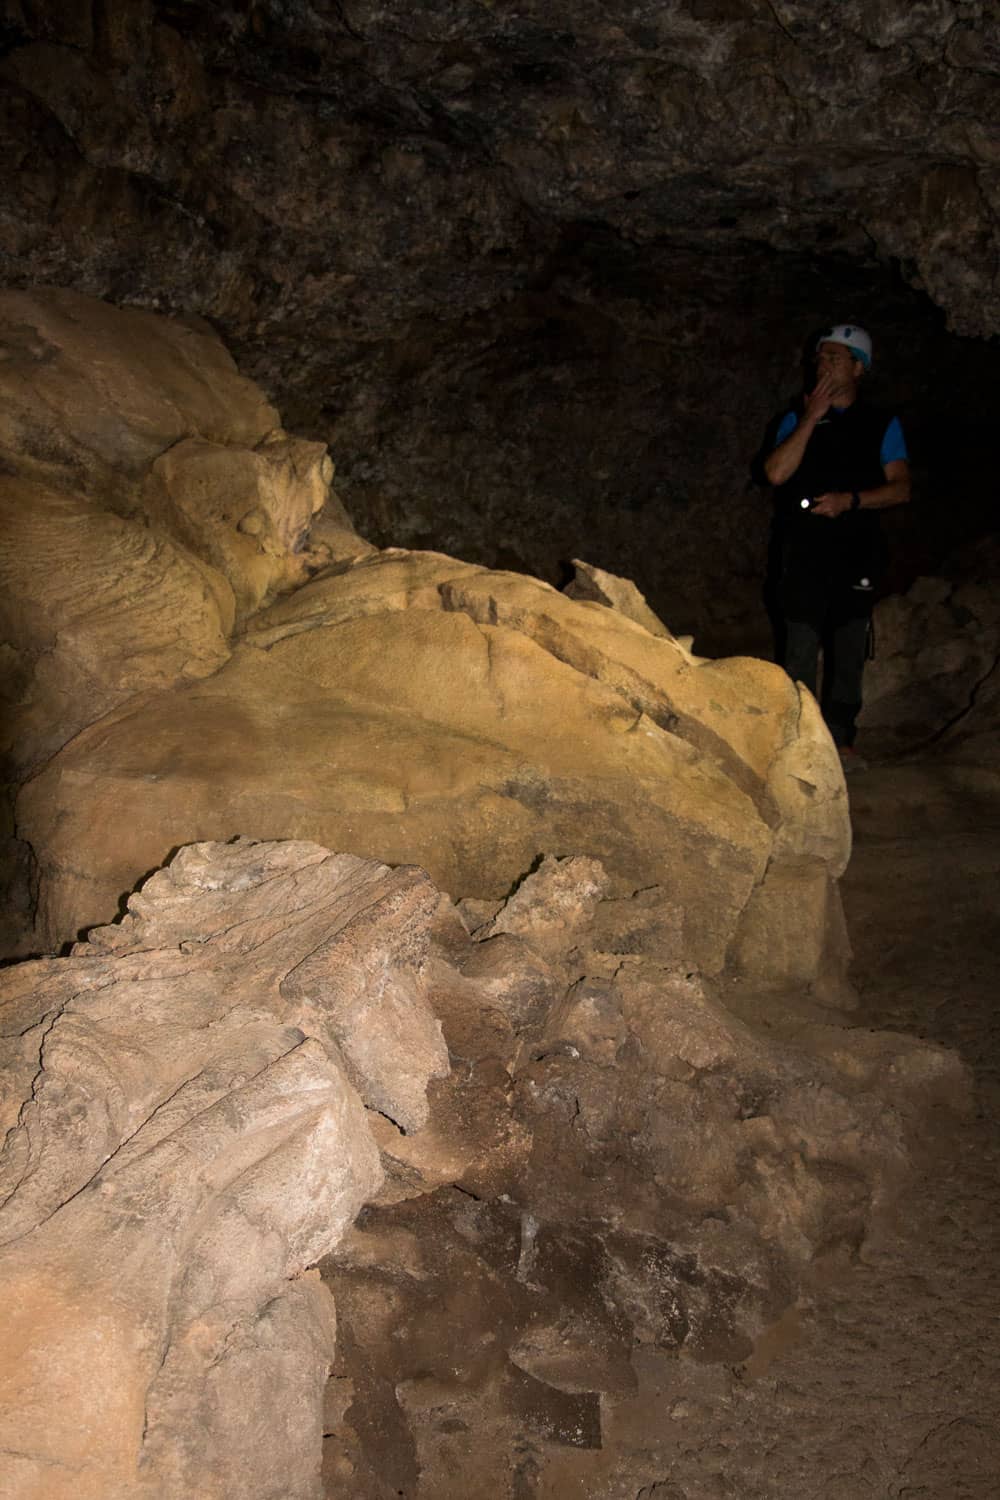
[481,755,1000,1500]
[318,751,1000,1500]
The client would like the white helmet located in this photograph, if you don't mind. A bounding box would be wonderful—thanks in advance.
[816,323,872,369]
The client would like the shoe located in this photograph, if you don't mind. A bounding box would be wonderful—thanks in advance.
[838,745,868,774]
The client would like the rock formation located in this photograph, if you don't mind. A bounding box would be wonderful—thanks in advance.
[1,290,852,999]
[860,565,1000,757]
[0,839,439,1498]
[19,539,853,994]
[0,287,368,951]
[0,287,981,1497]
[0,838,967,1499]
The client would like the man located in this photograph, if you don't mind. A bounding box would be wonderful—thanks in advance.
[763,323,910,767]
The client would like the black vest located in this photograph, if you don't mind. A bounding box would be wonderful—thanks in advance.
[774,401,891,603]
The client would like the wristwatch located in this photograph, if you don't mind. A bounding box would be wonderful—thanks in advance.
[850,491,862,511]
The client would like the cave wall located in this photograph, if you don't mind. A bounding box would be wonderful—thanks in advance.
[303,239,999,655]
[2,1,999,650]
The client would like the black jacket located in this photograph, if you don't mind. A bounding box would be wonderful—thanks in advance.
[774,401,892,622]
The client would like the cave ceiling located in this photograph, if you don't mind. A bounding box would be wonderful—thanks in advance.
[4,2,998,354]
[2,1,999,639]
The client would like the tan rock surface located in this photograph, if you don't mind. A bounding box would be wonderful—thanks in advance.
[0,287,278,487]
[17,565,761,972]
[0,289,365,778]
[0,471,232,772]
[0,289,371,954]
[564,557,675,641]
[144,432,332,617]
[18,546,850,994]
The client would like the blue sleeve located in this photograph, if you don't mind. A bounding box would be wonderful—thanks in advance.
[881,417,908,465]
[774,411,798,447]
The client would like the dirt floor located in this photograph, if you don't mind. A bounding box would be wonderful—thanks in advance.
[529,755,1000,1499]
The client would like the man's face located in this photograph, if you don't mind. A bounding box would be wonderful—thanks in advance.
[815,341,864,400]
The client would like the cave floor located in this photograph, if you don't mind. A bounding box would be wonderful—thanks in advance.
[321,754,1000,1499]
[519,755,1000,1500]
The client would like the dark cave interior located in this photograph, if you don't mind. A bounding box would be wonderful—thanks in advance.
[2,0,998,654]
[4,8,1000,1497]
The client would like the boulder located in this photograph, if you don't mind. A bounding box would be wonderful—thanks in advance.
[563,558,675,641]
[1,292,850,1009]
[0,288,278,491]
[318,846,969,1490]
[0,471,232,774]
[859,572,1000,756]
[19,549,849,995]
[0,836,463,1499]
[0,835,969,1497]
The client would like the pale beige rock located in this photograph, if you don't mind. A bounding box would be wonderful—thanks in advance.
[84,837,451,1133]
[437,565,848,854]
[0,287,278,494]
[478,854,611,960]
[1,294,848,1001]
[765,685,853,875]
[138,1272,338,1500]
[0,836,469,1500]
[0,1039,372,1500]
[308,480,377,569]
[19,595,770,974]
[244,545,480,645]
[727,859,855,1003]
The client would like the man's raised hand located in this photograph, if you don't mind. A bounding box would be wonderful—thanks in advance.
[804,371,836,421]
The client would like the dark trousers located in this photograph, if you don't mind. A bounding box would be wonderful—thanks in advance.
[784,614,871,747]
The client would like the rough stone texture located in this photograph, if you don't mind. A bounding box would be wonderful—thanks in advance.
[0,837,463,1500]
[318,846,970,1498]
[0,287,366,665]
[564,559,676,642]
[3,3,998,339]
[502,753,1000,1500]
[17,546,851,996]
[859,564,1000,756]
[0,844,973,1500]
[0,468,231,775]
